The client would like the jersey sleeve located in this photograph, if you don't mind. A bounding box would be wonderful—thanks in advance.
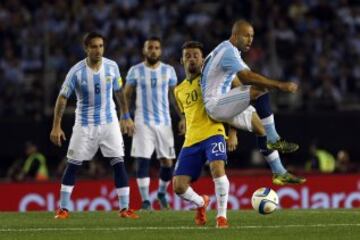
[169,67,178,87]
[126,66,137,86]
[59,69,77,98]
[221,47,250,73]
[113,64,123,91]
[174,87,184,113]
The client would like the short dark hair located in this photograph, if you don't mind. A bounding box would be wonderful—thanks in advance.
[181,41,204,55]
[144,37,162,48]
[83,32,105,47]
[146,36,162,43]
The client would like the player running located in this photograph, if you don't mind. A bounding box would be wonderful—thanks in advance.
[50,32,138,219]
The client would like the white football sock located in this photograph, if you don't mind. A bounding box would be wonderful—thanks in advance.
[158,179,170,194]
[137,177,150,201]
[213,175,229,218]
[116,187,130,210]
[179,187,204,207]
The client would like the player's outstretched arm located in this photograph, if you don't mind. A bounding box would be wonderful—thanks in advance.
[50,95,67,147]
[237,70,298,93]
[115,88,135,136]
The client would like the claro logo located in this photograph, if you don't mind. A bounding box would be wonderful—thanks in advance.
[18,186,119,212]
[17,185,360,211]
[277,187,360,209]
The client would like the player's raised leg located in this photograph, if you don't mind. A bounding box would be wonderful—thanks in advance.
[226,106,305,185]
[255,92,299,153]
[252,113,306,185]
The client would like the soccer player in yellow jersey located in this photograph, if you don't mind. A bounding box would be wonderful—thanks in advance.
[172,41,231,228]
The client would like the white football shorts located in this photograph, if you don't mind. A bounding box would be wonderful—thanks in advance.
[225,105,255,132]
[67,121,124,161]
[205,85,254,131]
[131,123,175,159]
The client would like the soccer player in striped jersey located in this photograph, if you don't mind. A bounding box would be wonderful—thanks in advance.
[50,32,138,219]
[201,20,306,184]
[124,37,179,210]
[201,19,299,154]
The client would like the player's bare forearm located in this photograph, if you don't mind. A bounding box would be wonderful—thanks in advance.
[124,84,134,109]
[116,87,134,136]
[227,125,238,152]
[115,88,130,116]
[52,95,67,129]
[239,70,298,92]
[228,126,237,137]
[169,87,183,119]
[237,70,281,89]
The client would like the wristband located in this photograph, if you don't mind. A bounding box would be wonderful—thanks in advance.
[121,112,131,120]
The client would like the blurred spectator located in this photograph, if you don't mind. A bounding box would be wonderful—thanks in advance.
[336,149,357,173]
[6,141,48,181]
[311,74,343,110]
[0,0,360,120]
[306,142,336,173]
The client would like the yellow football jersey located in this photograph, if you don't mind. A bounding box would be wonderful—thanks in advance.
[174,75,226,147]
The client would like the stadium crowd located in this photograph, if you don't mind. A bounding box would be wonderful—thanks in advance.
[1,0,360,120]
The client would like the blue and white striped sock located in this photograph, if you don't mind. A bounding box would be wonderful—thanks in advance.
[60,184,74,210]
[262,115,280,143]
[137,177,150,202]
[117,187,130,210]
[264,151,287,175]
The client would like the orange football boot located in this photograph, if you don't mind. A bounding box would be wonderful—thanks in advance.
[119,208,140,219]
[216,216,229,229]
[195,195,210,225]
[54,208,69,219]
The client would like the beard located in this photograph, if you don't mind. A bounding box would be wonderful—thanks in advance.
[145,55,160,65]
[188,65,199,74]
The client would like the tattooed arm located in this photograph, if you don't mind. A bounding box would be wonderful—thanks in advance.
[50,95,68,147]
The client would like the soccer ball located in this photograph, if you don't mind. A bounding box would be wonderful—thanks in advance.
[251,187,279,215]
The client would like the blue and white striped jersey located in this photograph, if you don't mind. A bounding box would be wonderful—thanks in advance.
[59,57,123,126]
[201,40,250,104]
[126,62,177,126]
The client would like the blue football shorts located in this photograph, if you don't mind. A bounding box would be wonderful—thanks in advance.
[174,135,227,181]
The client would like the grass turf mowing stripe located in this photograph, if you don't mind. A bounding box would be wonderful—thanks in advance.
[1,223,360,232]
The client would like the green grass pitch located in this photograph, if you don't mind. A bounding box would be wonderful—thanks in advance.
[0,209,359,240]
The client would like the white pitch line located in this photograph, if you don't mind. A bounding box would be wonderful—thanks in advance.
[1,223,360,232]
